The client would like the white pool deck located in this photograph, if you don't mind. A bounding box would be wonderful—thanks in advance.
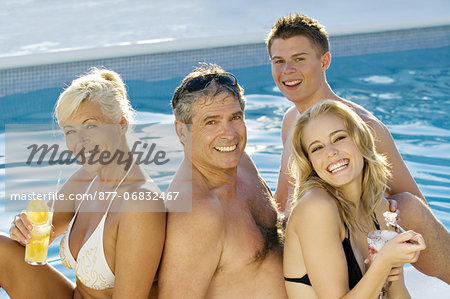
[1,0,449,297]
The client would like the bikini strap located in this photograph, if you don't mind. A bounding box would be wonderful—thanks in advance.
[372,213,381,230]
[105,160,135,213]
[74,175,99,215]
[344,222,351,239]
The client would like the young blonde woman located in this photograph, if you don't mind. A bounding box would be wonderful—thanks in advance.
[283,100,426,298]
[1,68,165,298]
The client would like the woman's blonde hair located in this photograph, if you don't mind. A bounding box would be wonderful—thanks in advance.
[290,100,391,232]
[54,68,134,125]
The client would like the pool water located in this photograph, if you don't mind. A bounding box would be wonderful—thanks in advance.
[0,46,449,296]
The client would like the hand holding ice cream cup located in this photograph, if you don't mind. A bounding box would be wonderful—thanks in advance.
[373,230,426,264]
[367,211,425,264]
[366,211,426,298]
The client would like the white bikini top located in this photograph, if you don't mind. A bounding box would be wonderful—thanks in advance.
[59,169,131,290]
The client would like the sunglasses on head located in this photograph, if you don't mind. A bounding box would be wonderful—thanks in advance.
[181,72,238,92]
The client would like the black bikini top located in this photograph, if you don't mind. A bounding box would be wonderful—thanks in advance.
[285,216,380,290]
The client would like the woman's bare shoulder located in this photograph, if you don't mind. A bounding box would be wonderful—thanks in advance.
[289,187,341,228]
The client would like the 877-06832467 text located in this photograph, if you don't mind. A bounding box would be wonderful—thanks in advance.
[98,191,179,201]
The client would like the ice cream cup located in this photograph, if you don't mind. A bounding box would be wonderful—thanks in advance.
[367,230,398,260]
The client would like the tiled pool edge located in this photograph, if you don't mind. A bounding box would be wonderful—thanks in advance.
[0,25,449,98]
[331,25,450,56]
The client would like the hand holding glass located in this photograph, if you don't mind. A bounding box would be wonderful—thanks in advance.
[24,200,53,265]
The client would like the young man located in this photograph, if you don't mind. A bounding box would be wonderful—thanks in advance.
[158,64,288,298]
[267,13,449,283]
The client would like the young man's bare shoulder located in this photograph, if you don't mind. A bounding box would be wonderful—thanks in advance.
[284,105,300,122]
[338,99,391,136]
[341,99,379,123]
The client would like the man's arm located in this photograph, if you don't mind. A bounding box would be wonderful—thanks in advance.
[366,117,425,202]
[360,109,450,282]
[274,106,298,213]
[158,195,225,298]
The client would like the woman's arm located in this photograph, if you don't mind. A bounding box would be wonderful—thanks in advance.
[289,189,360,298]
[112,198,166,299]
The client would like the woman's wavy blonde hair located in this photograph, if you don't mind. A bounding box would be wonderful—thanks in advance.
[290,100,391,232]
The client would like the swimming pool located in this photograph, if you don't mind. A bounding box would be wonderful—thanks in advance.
[1,46,449,297]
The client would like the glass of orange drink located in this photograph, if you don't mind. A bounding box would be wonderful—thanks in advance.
[24,199,53,265]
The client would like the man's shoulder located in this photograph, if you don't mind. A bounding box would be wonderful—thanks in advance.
[170,178,224,218]
[167,187,226,242]
[282,106,300,126]
[341,99,379,123]
[239,152,259,177]
[340,99,391,138]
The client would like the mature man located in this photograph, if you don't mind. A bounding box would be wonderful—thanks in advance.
[266,13,449,282]
[158,64,288,298]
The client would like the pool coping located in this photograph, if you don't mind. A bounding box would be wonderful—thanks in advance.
[0,33,265,70]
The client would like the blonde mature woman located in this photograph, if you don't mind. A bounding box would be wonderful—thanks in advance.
[283,100,425,299]
[0,68,165,298]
